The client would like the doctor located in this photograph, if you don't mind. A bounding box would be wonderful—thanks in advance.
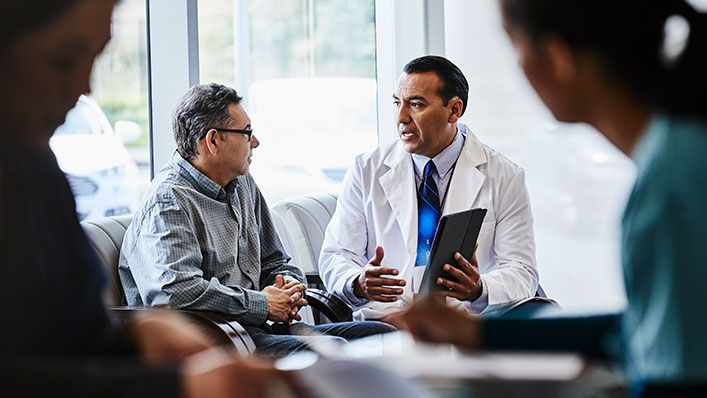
[319,55,538,321]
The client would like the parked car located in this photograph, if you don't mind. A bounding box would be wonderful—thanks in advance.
[50,95,141,220]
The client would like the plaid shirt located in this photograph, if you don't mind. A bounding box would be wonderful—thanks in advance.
[119,152,304,326]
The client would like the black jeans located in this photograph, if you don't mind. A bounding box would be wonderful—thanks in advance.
[244,321,395,357]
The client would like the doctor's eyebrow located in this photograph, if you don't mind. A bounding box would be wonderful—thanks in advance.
[405,95,427,103]
[392,94,428,103]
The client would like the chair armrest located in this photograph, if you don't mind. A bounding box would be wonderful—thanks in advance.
[108,307,256,356]
[305,272,323,286]
[305,288,353,323]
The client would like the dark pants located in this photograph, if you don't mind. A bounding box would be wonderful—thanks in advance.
[244,321,395,357]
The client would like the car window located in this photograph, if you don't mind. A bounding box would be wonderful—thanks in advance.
[54,100,107,136]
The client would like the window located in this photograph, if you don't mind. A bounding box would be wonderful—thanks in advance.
[51,0,150,220]
[444,0,634,312]
[198,0,379,202]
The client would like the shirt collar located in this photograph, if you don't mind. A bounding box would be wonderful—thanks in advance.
[411,125,466,179]
[631,114,668,173]
[171,151,230,201]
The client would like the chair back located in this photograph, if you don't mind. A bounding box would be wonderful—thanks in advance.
[80,215,133,306]
[270,193,337,275]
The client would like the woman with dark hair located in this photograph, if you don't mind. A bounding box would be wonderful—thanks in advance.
[0,1,277,396]
[396,0,707,395]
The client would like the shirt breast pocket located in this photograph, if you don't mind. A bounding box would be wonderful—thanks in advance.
[237,225,261,276]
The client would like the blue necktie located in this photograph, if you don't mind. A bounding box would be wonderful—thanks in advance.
[415,160,441,267]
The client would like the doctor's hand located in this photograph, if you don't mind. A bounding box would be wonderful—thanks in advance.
[435,244,483,302]
[353,246,406,302]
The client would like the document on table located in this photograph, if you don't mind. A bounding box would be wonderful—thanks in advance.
[292,356,432,398]
[351,331,587,382]
[276,331,586,397]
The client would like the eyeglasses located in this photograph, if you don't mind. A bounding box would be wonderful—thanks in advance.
[203,127,253,141]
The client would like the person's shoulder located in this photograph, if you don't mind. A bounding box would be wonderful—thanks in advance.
[146,166,188,203]
[654,116,707,190]
[664,116,707,155]
[135,166,200,223]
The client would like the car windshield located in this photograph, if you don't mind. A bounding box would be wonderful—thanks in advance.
[53,100,107,136]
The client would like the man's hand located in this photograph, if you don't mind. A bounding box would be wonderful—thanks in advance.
[274,275,309,324]
[182,347,288,398]
[353,246,406,302]
[129,310,214,364]
[263,275,307,322]
[435,244,482,302]
[387,297,480,349]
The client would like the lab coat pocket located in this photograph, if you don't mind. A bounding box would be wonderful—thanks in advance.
[476,218,496,265]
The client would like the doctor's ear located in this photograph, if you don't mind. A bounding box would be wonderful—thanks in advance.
[447,97,463,123]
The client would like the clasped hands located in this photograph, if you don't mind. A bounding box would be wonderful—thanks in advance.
[353,244,482,303]
[263,274,308,323]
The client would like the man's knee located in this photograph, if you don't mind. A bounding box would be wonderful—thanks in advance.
[359,320,397,334]
[336,320,397,338]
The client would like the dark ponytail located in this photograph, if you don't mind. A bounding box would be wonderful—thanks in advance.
[500,0,707,118]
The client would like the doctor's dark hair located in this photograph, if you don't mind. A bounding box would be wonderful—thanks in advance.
[172,83,243,161]
[403,55,470,116]
[499,0,707,117]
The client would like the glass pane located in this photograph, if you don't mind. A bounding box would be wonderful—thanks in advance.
[199,0,378,203]
[50,0,150,221]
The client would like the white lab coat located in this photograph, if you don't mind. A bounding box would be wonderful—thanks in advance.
[319,125,538,320]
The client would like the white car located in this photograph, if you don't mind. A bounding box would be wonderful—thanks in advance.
[50,95,141,220]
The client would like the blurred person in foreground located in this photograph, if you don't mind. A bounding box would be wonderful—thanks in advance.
[394,1,707,396]
[0,0,281,396]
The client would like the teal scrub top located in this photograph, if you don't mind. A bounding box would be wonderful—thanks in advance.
[621,114,707,382]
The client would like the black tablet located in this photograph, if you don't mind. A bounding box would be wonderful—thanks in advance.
[419,208,487,295]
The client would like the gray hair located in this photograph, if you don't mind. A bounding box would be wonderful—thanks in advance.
[172,83,243,160]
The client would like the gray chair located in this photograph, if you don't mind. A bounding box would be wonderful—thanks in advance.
[270,193,337,286]
[80,214,348,355]
[270,194,354,322]
[270,193,559,322]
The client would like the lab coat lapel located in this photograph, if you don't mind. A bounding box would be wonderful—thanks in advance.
[443,133,487,215]
[380,144,417,258]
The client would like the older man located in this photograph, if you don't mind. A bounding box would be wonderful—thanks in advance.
[320,56,539,321]
[120,83,393,357]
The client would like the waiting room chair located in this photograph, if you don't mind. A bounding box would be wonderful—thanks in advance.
[80,214,345,356]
